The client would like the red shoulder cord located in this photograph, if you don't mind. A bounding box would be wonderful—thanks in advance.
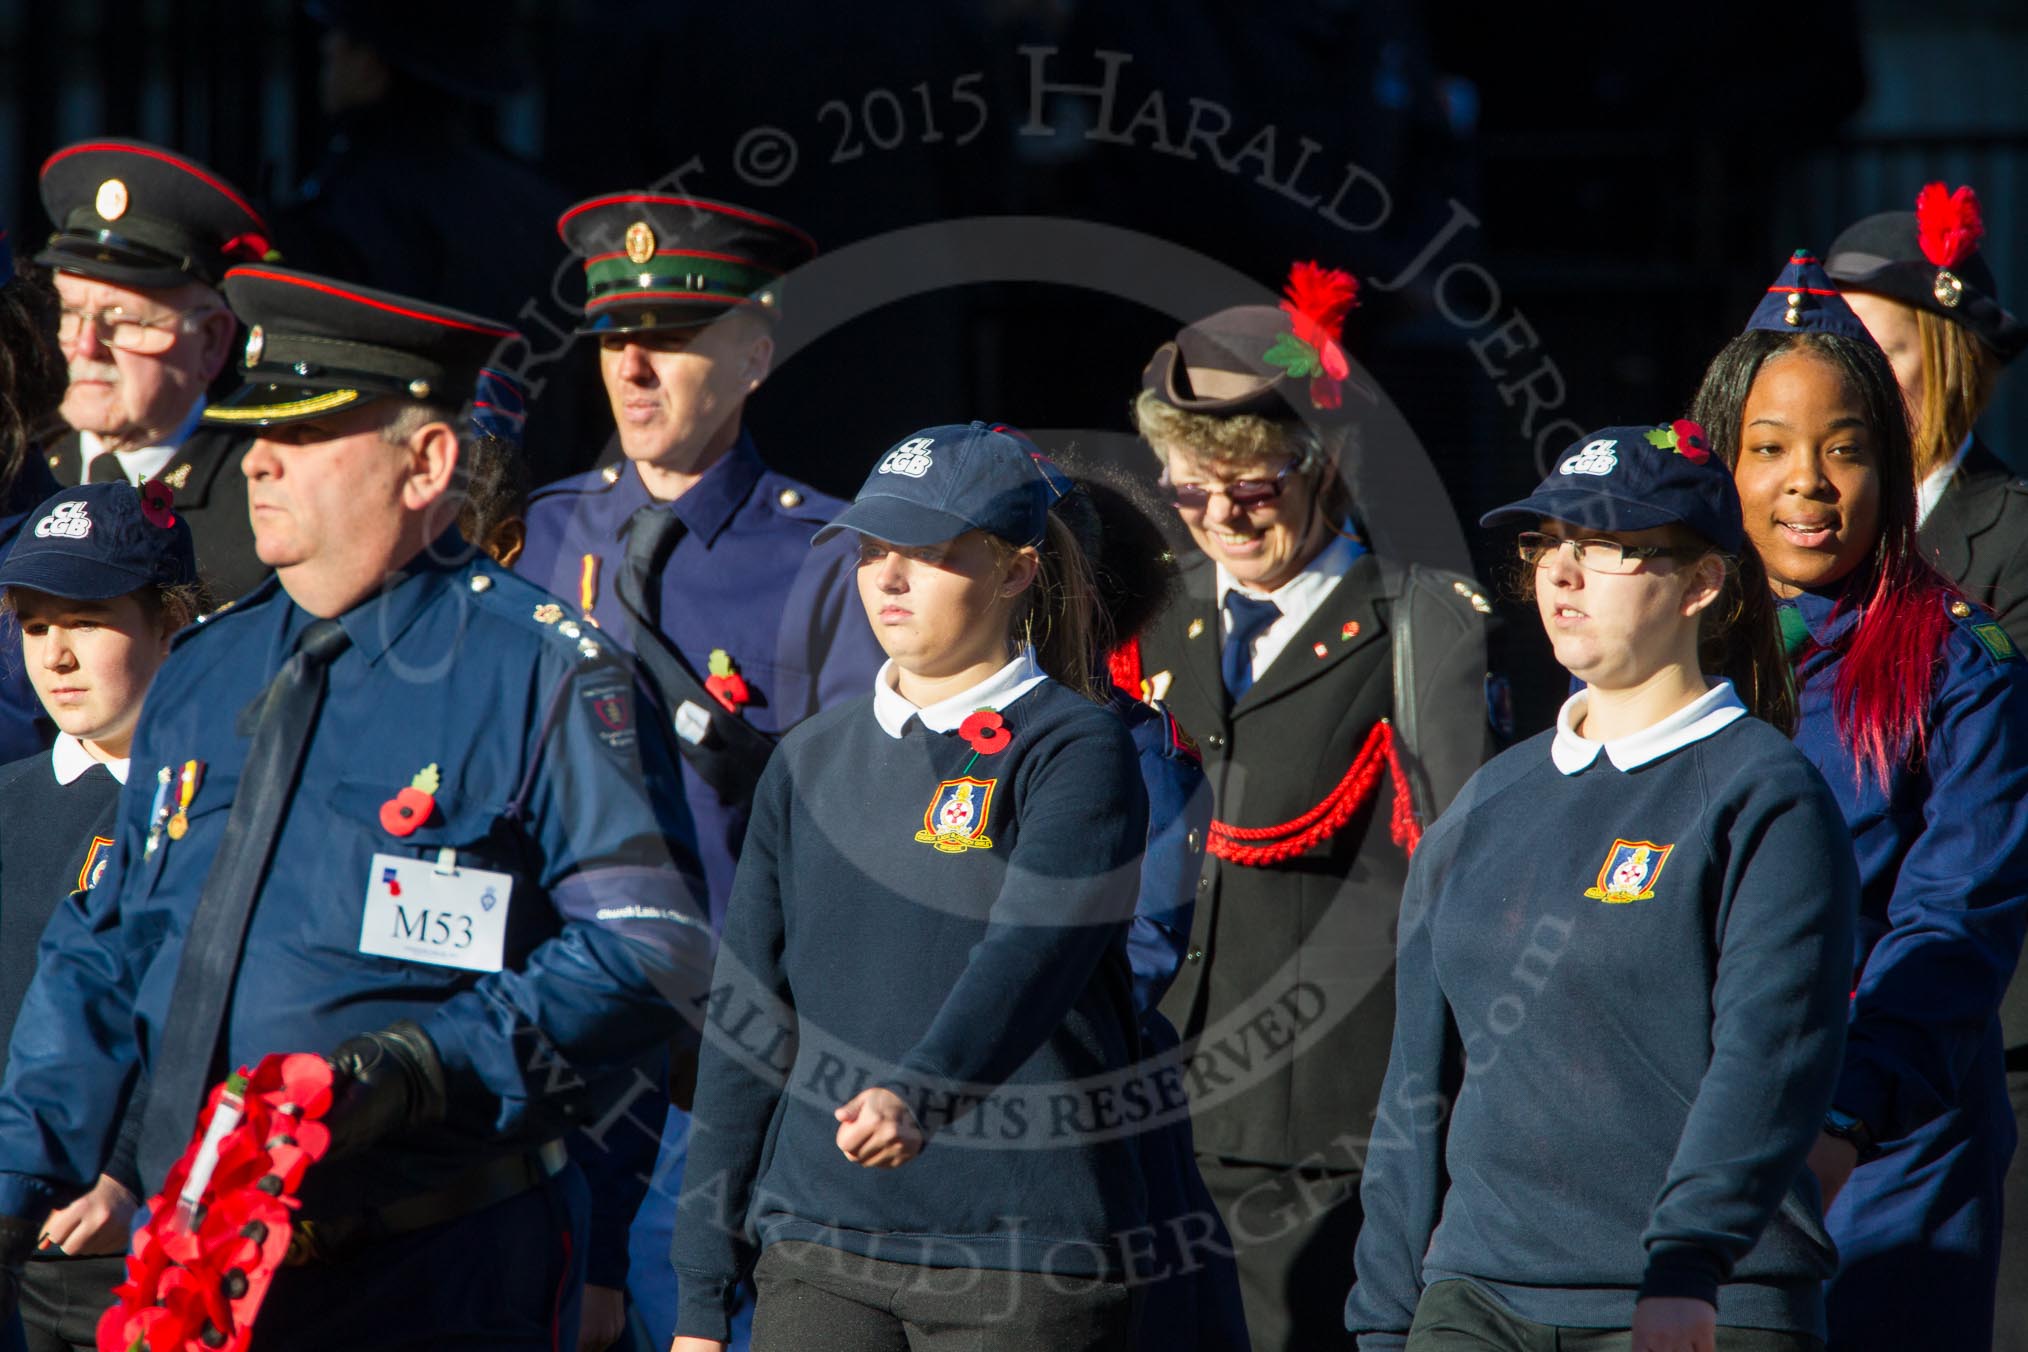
[1105,642,1423,865]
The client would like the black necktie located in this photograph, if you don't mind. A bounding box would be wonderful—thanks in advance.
[87,454,128,484]
[610,505,775,807]
[1221,593,1283,699]
[615,505,685,630]
[140,618,353,1185]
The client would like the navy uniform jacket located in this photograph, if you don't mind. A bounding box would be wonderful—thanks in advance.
[515,431,884,927]
[0,541,713,1220]
[1786,586,2028,1351]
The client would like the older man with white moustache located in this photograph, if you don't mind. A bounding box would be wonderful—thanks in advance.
[35,139,275,600]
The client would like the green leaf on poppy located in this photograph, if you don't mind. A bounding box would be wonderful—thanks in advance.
[708,648,735,677]
[411,763,441,795]
[1263,333,1322,378]
[1643,427,1677,450]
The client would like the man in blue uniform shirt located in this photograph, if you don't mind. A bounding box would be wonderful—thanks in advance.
[516,191,882,1348]
[0,265,712,1349]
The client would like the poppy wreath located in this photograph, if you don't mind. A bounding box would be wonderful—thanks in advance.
[98,1054,334,1352]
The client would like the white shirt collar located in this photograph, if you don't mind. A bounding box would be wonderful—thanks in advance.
[1916,432,1975,528]
[1215,524,1361,618]
[1550,679,1746,775]
[873,647,1048,739]
[78,398,206,486]
[52,732,129,786]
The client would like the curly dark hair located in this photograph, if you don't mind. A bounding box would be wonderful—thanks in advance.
[0,269,69,492]
[1034,442,1181,644]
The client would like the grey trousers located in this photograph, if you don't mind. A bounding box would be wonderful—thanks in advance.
[1406,1279,1823,1352]
[749,1239,1137,1352]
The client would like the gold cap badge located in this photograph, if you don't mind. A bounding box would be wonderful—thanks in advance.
[1934,268,1965,308]
[624,221,656,266]
[95,178,129,221]
[244,325,264,366]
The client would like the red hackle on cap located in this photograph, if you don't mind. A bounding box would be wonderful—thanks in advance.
[1915,183,1984,270]
[1279,261,1359,353]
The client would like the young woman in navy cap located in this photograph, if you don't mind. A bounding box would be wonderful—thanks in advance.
[671,423,1149,1352]
[1690,253,2028,1352]
[0,481,202,1352]
[1348,422,1857,1352]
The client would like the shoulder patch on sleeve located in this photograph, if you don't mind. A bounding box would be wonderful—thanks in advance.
[1971,621,2019,664]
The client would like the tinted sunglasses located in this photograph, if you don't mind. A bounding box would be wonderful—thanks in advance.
[1162,461,1297,510]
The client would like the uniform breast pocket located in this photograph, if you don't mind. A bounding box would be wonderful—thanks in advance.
[326,781,531,977]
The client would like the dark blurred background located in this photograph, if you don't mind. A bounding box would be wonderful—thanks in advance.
[4,0,2024,731]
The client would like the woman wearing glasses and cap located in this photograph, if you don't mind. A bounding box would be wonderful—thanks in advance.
[1117,263,1495,1352]
[671,423,1149,1352]
[1347,423,1857,1352]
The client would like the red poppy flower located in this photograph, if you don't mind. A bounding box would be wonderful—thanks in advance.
[1670,419,1712,465]
[704,671,750,712]
[139,477,177,529]
[959,710,1011,754]
[379,786,434,836]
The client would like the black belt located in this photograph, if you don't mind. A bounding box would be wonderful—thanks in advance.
[284,1139,568,1266]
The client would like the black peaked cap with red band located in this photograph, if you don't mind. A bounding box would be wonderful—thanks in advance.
[204,266,523,428]
[557,192,817,336]
[38,139,275,290]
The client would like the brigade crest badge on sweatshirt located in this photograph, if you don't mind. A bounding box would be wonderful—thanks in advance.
[1585,839,1674,903]
[916,777,997,853]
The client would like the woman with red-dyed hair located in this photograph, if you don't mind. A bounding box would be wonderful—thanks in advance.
[1690,251,2028,1352]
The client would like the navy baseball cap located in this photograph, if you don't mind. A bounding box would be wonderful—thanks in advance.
[0,481,198,600]
[816,422,1051,548]
[1481,422,1745,555]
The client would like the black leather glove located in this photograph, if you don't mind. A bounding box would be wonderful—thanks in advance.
[0,1212,36,1320]
[324,1020,449,1161]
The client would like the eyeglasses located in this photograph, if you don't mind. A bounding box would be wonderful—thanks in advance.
[1162,462,1297,511]
[56,305,217,355]
[1515,531,1695,575]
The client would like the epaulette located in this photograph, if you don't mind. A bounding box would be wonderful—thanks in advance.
[172,576,279,650]
[1945,593,2020,666]
[526,463,625,506]
[1424,567,1494,617]
[457,560,614,664]
[1150,699,1204,768]
[765,475,846,525]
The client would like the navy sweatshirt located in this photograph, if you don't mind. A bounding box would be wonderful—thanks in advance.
[1347,686,1858,1346]
[671,678,1149,1342]
[0,744,144,1195]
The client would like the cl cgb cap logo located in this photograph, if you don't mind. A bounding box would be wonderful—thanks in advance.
[1558,438,1619,477]
[877,436,936,479]
[33,500,91,540]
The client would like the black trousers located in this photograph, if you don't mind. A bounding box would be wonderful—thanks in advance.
[748,1239,1137,1352]
[1998,1062,2028,1352]
[18,1253,123,1352]
[1407,1280,1822,1352]
[253,1161,587,1350]
[1198,1155,1363,1352]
